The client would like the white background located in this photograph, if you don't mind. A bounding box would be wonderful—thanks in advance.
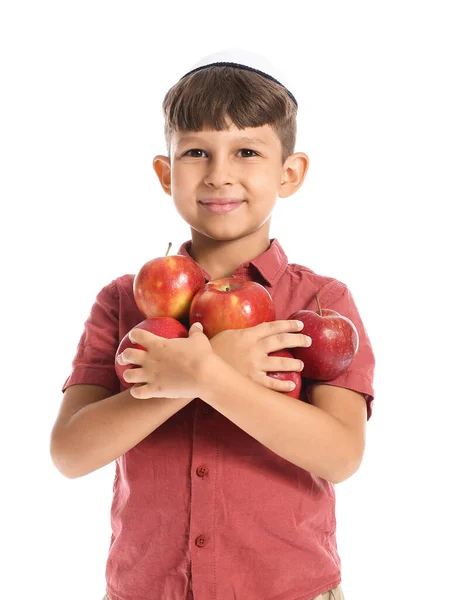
[1,1,452,599]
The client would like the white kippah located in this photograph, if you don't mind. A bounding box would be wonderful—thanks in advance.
[179,48,298,108]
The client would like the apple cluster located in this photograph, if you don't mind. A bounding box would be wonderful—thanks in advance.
[114,244,359,398]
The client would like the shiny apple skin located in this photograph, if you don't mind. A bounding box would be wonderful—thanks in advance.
[133,255,206,321]
[115,317,188,387]
[288,308,359,380]
[189,277,276,339]
[267,350,302,398]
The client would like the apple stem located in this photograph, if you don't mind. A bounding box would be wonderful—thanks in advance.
[165,242,172,257]
[315,293,323,316]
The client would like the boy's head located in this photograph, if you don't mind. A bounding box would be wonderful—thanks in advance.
[153,50,308,245]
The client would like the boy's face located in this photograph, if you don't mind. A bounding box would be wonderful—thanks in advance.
[153,118,308,243]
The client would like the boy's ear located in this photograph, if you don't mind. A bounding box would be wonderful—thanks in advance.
[279,152,309,198]
[153,155,172,195]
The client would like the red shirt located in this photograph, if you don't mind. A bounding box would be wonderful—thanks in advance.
[62,238,375,600]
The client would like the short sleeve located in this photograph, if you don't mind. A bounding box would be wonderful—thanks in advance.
[304,282,376,421]
[61,280,121,395]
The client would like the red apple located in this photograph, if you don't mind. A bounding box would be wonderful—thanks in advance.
[289,295,359,380]
[267,350,302,398]
[115,316,188,387]
[133,242,206,321]
[189,277,276,339]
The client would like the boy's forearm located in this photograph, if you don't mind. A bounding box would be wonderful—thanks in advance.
[198,355,355,484]
[54,390,195,479]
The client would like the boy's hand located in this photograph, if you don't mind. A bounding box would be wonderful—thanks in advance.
[209,320,311,394]
[117,322,214,399]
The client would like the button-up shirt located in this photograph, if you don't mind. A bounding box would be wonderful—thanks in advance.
[62,238,375,600]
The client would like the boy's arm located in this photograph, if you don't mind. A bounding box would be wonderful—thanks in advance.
[198,355,367,484]
[50,385,194,479]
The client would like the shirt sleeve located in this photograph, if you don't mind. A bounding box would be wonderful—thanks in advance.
[303,282,376,421]
[61,280,121,396]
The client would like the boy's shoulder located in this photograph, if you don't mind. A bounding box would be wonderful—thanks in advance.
[262,238,350,300]
[99,273,135,299]
[285,259,349,302]
[114,273,135,289]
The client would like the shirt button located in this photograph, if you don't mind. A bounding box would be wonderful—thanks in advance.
[195,535,206,548]
[202,405,212,415]
[196,465,209,478]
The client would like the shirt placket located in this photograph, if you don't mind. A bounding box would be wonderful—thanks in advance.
[188,397,217,599]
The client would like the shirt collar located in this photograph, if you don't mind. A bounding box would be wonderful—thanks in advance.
[177,238,289,287]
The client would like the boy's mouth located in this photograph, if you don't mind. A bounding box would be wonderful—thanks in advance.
[199,197,245,205]
[199,199,245,214]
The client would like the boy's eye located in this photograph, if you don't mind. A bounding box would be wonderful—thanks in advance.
[239,149,258,157]
[184,149,206,158]
[183,149,259,158]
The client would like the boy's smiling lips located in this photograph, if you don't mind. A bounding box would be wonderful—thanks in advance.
[199,198,245,205]
[199,198,245,214]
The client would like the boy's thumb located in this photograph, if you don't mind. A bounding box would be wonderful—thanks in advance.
[189,322,203,334]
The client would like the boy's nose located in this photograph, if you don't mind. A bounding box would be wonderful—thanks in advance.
[204,159,235,187]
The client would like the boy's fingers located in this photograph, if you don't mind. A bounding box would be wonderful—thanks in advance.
[129,328,140,343]
[261,319,304,335]
[264,332,311,354]
[129,327,163,345]
[129,383,150,399]
[264,356,304,372]
[123,366,144,383]
[129,327,149,344]
[264,375,297,392]
[118,348,146,365]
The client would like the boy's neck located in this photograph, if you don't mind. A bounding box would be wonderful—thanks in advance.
[188,228,272,281]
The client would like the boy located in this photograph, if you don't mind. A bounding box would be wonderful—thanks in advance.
[51,49,375,600]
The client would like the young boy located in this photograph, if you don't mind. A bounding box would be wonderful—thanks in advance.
[51,49,375,600]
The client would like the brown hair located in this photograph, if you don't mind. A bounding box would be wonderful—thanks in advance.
[162,65,297,165]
